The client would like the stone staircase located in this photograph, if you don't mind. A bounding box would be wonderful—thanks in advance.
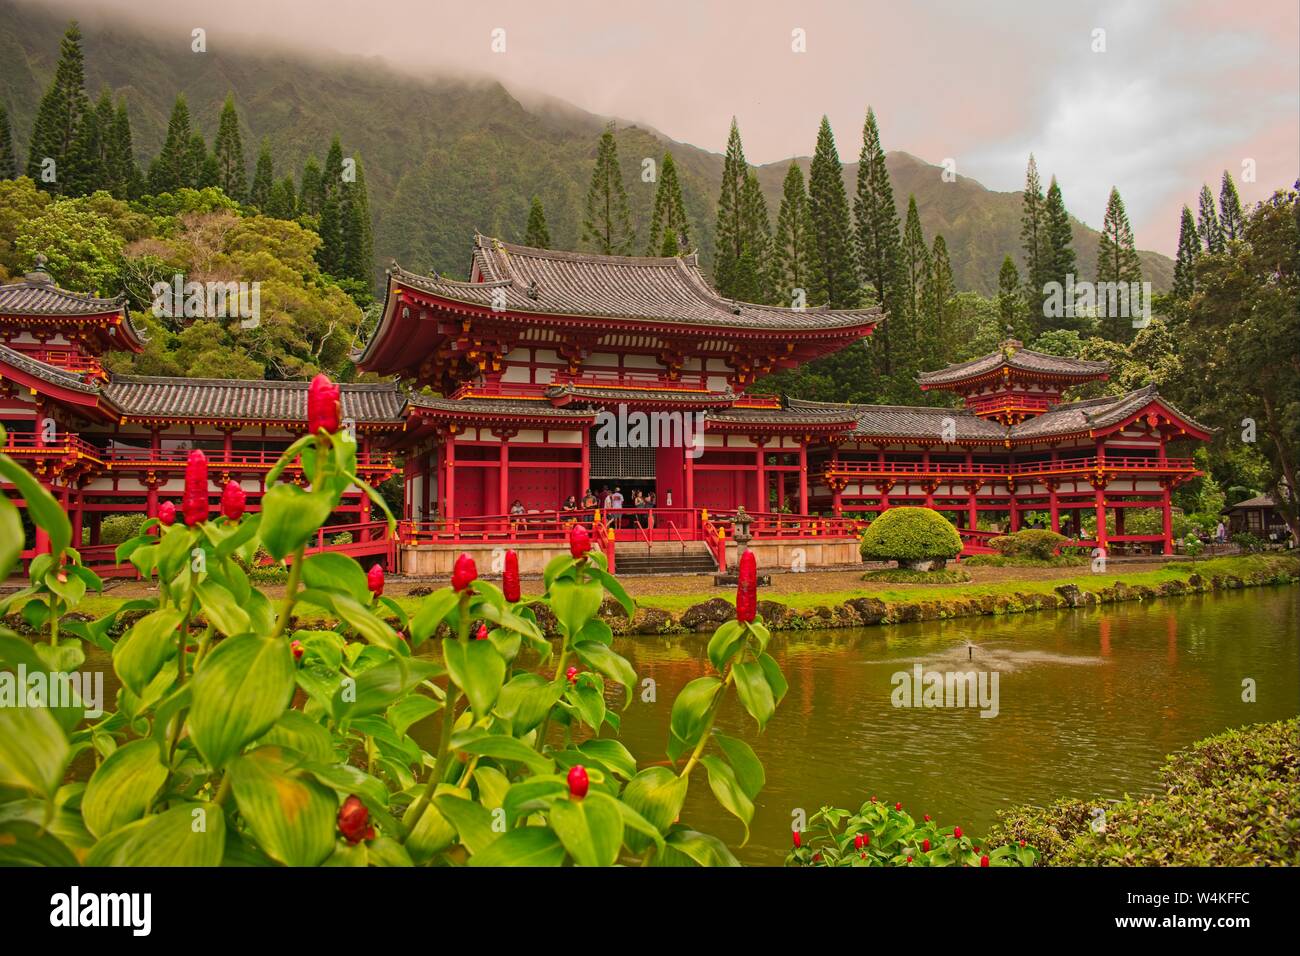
[613,541,719,575]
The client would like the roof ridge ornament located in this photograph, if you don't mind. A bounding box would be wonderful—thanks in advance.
[25,253,54,286]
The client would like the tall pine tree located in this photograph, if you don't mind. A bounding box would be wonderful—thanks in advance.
[299,157,324,216]
[772,162,815,305]
[341,153,374,285]
[1218,170,1245,242]
[66,88,112,195]
[1172,205,1200,300]
[150,95,195,194]
[1196,183,1223,252]
[646,152,690,255]
[1095,186,1144,342]
[1019,154,1049,329]
[807,116,858,309]
[316,136,346,274]
[0,106,15,179]
[713,118,748,297]
[27,21,90,195]
[921,234,955,370]
[1041,176,1079,332]
[997,255,1026,338]
[249,139,274,210]
[854,107,904,382]
[735,170,773,302]
[580,123,634,255]
[212,94,247,201]
[108,98,141,198]
[524,195,550,248]
[892,193,930,396]
[267,174,297,220]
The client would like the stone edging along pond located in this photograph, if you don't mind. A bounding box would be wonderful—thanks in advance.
[553,562,1300,637]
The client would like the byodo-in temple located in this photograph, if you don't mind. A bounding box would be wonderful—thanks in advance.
[2,237,1212,575]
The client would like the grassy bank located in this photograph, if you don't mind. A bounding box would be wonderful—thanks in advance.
[986,718,1300,866]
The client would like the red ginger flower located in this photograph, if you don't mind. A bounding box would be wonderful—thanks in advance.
[451,553,477,592]
[291,640,304,662]
[854,834,865,850]
[337,795,372,844]
[569,524,591,560]
[735,549,757,623]
[895,802,902,811]
[567,764,589,800]
[502,549,520,602]
[980,855,989,867]
[367,563,385,597]
[158,501,176,526]
[565,666,578,684]
[307,373,341,435]
[475,623,488,641]
[221,480,245,522]
[182,450,209,525]
[922,838,930,852]
[953,826,963,840]
[792,831,801,849]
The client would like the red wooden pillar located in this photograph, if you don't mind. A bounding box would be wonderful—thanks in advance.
[797,439,809,516]
[445,432,457,520]
[754,442,766,512]
[685,441,695,511]
[498,435,510,513]
[1048,482,1060,533]
[967,485,978,531]
[223,428,233,461]
[580,424,590,498]
[70,488,83,547]
[1161,486,1173,554]
[1094,487,1108,550]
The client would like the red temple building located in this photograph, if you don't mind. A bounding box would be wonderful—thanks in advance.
[3,238,1212,575]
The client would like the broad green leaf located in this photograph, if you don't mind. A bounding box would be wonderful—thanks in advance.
[707,620,745,671]
[0,497,23,579]
[43,569,86,607]
[700,754,754,845]
[458,734,555,774]
[387,693,442,738]
[621,767,689,852]
[325,591,403,653]
[301,552,371,605]
[549,580,604,637]
[0,820,80,867]
[409,589,458,645]
[577,738,638,781]
[259,484,334,560]
[502,776,567,827]
[467,825,566,867]
[332,658,442,723]
[758,652,788,707]
[549,790,623,866]
[586,562,634,618]
[257,710,336,764]
[0,454,70,556]
[194,579,251,636]
[732,660,775,730]
[712,731,765,800]
[227,747,336,866]
[575,618,613,646]
[494,672,563,735]
[572,641,636,700]
[0,704,69,797]
[443,638,506,720]
[473,765,511,817]
[189,634,295,768]
[568,677,605,732]
[434,794,500,855]
[405,783,463,864]
[83,739,169,838]
[112,607,183,698]
[661,828,741,867]
[85,803,225,867]
[668,676,721,761]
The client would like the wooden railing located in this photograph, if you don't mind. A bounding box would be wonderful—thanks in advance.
[0,432,105,461]
[822,455,1197,481]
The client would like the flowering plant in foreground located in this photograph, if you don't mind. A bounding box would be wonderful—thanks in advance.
[786,799,1039,867]
[0,385,787,866]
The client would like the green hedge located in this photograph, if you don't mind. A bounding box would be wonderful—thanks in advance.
[860,507,962,568]
[990,529,1067,561]
[987,719,1299,865]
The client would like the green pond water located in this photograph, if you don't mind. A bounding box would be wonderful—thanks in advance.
[70,586,1298,866]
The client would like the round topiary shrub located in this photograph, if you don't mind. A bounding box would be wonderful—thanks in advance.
[859,507,963,570]
[99,513,145,545]
[991,529,1067,561]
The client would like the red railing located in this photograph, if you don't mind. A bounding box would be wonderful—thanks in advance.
[102,446,395,470]
[701,517,726,572]
[21,348,105,376]
[708,509,867,539]
[822,455,1196,481]
[0,432,104,461]
[967,394,1052,416]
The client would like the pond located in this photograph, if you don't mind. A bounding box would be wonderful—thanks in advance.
[609,587,1299,864]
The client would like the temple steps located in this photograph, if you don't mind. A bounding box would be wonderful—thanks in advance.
[614,544,719,575]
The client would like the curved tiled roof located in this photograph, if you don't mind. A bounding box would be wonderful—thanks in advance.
[0,343,102,395]
[1010,385,1210,439]
[706,401,861,429]
[919,344,1109,387]
[103,377,403,423]
[0,265,144,350]
[387,235,883,332]
[546,383,737,407]
[406,393,597,420]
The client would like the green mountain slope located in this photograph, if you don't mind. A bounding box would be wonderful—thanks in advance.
[0,0,1171,295]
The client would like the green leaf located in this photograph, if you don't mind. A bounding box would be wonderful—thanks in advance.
[410,589,458,645]
[621,767,689,852]
[576,618,613,646]
[434,794,501,855]
[0,820,80,867]
[227,747,337,866]
[568,676,605,731]
[325,591,403,652]
[443,638,506,720]
[732,660,775,730]
[302,552,371,605]
[572,641,636,700]
[259,484,334,560]
[549,790,623,866]
[85,803,225,866]
[43,569,86,607]
[668,676,721,761]
[707,620,745,671]
[404,784,462,864]
[332,658,442,723]
[0,497,20,579]
[712,731,765,800]
[387,693,442,738]
[502,776,567,826]
[577,738,638,781]
[194,580,251,636]
[189,634,295,768]
[662,828,741,867]
[700,754,754,844]
[494,672,563,735]
[549,580,604,637]
[757,651,788,707]
[458,734,555,774]
[0,704,69,797]
[0,453,70,556]
[112,607,183,698]
[256,710,337,764]
[467,825,566,867]
[82,739,169,838]
[586,562,634,618]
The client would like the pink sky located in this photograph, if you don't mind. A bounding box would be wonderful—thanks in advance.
[58,0,1300,254]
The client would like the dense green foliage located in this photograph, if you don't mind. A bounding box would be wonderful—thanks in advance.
[988,719,1299,866]
[0,423,789,867]
[990,529,1068,561]
[859,507,963,568]
[860,567,971,584]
